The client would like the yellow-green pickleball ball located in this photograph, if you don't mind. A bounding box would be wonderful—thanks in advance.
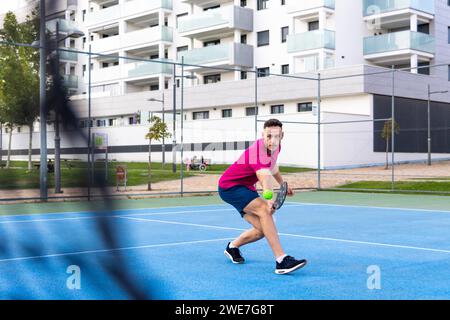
[262,190,273,200]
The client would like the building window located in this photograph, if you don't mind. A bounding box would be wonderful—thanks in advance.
[308,21,319,31]
[281,64,289,75]
[204,74,221,84]
[257,0,268,10]
[246,107,258,116]
[108,119,115,126]
[204,5,220,11]
[298,102,313,112]
[257,67,270,77]
[193,111,209,120]
[241,34,247,44]
[448,26,450,43]
[418,62,430,75]
[448,65,450,81]
[271,105,284,114]
[82,9,86,21]
[257,30,270,47]
[150,84,159,91]
[176,13,188,28]
[281,26,289,43]
[281,0,285,4]
[222,109,232,118]
[418,23,430,34]
[204,39,220,47]
[177,46,189,54]
[241,0,247,7]
[241,71,248,80]
[97,120,106,127]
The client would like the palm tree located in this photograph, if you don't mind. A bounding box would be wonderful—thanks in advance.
[381,119,400,169]
[145,115,171,191]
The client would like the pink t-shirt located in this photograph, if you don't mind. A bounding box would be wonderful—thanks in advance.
[219,139,280,191]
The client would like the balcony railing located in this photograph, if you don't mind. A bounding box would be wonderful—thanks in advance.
[364,31,435,56]
[127,60,172,78]
[63,75,78,89]
[58,48,78,62]
[177,43,253,67]
[363,0,434,16]
[287,30,335,53]
[178,6,252,34]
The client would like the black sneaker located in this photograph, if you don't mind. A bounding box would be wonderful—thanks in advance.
[275,256,307,275]
[224,242,245,264]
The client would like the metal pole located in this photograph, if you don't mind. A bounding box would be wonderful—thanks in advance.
[87,45,92,201]
[427,84,431,166]
[39,0,48,201]
[317,73,321,191]
[172,63,177,173]
[254,66,258,140]
[391,66,395,191]
[54,21,62,194]
[161,92,165,167]
[180,57,184,197]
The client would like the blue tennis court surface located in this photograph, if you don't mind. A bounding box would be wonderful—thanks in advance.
[0,201,449,300]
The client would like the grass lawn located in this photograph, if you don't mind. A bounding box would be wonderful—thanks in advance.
[0,160,312,190]
[0,161,195,189]
[336,180,450,195]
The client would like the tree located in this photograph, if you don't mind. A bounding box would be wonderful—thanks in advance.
[145,115,171,191]
[0,10,39,170]
[381,119,400,169]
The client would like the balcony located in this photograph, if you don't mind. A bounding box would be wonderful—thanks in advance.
[86,0,172,28]
[127,60,172,78]
[58,48,78,62]
[364,31,434,55]
[90,26,173,53]
[287,30,335,54]
[178,6,253,40]
[287,0,335,19]
[63,75,78,89]
[363,0,434,16]
[181,0,232,6]
[123,26,173,48]
[89,61,171,84]
[90,65,121,83]
[177,43,253,71]
[363,0,434,29]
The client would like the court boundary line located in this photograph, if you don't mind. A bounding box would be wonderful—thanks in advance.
[0,203,229,219]
[285,201,450,214]
[118,216,450,255]
[0,204,302,225]
[0,237,236,263]
[0,208,237,224]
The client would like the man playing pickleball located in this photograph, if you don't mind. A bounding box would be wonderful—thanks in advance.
[218,119,307,275]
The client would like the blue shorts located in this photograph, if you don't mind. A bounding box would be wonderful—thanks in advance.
[218,185,260,217]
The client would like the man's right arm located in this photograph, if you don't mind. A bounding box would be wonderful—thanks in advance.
[256,169,276,213]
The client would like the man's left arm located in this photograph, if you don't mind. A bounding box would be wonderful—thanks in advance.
[272,166,294,196]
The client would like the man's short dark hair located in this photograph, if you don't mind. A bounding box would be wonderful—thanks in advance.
[264,119,283,129]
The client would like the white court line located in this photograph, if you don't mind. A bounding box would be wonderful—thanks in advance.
[0,237,235,263]
[118,216,450,255]
[0,204,304,225]
[285,201,450,214]
[0,203,230,220]
[0,208,236,225]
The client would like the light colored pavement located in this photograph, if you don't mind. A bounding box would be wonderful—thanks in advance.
[1,161,449,203]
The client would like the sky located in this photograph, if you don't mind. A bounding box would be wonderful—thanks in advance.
[0,0,30,14]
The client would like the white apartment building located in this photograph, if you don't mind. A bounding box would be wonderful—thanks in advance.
[1,0,450,169]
